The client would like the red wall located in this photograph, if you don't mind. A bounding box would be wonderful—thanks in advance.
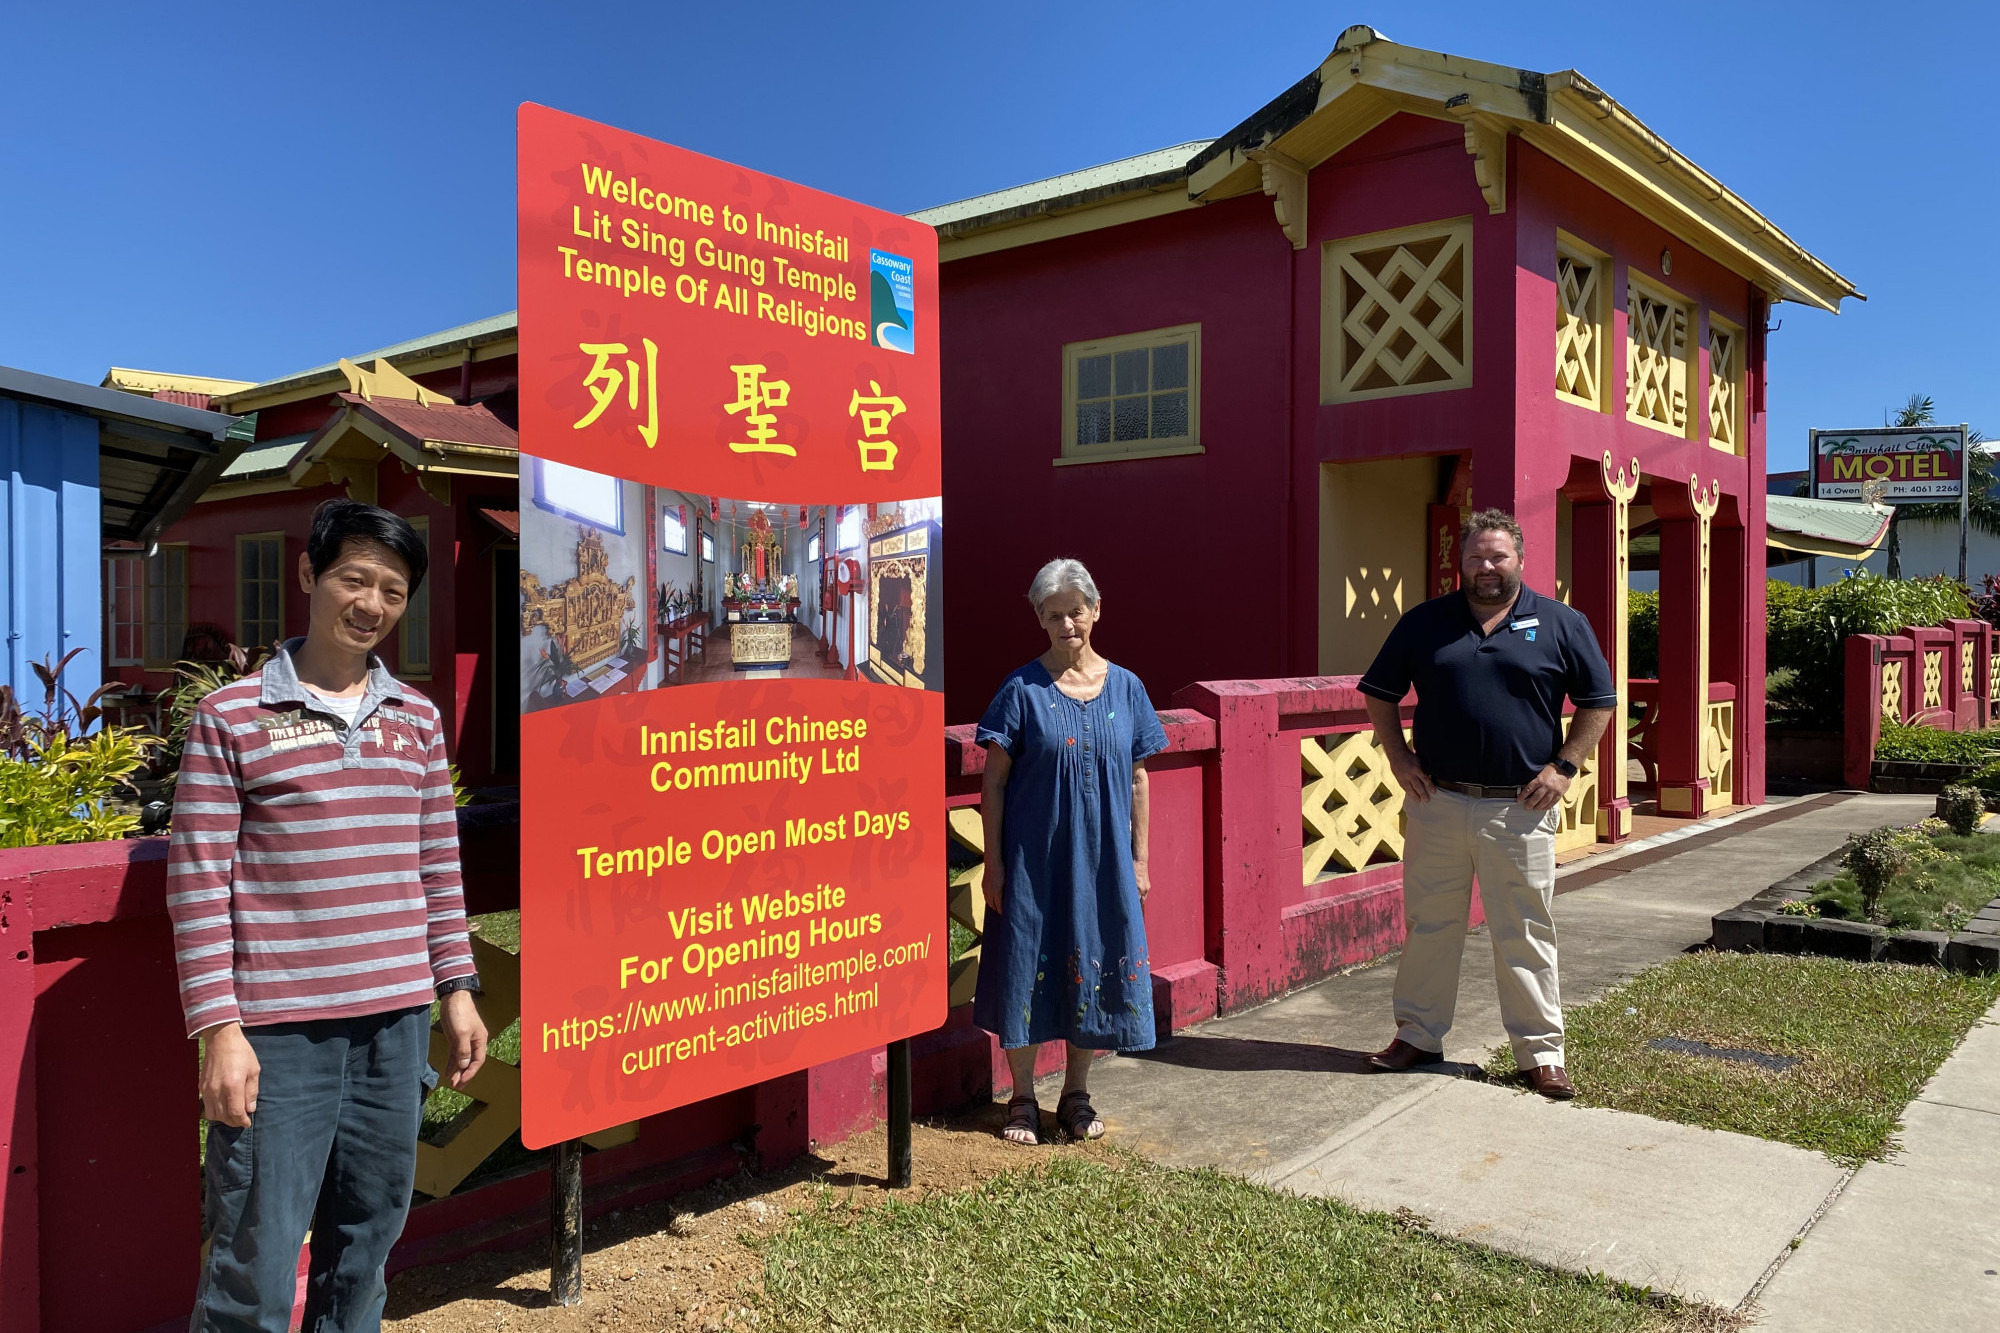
[936,114,1771,804]
[938,193,1295,723]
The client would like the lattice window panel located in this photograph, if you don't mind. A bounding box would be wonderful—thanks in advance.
[1555,249,1604,410]
[1963,641,1977,694]
[1703,701,1736,807]
[1302,730,1408,883]
[1881,659,1904,722]
[1924,650,1944,710]
[1626,278,1689,435]
[1707,320,1740,452]
[1323,219,1472,404]
[945,807,987,1008]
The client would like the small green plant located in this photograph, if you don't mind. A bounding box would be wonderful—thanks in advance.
[1875,723,2000,766]
[1844,826,1913,921]
[1939,784,1987,837]
[0,729,162,846]
[1777,899,1821,918]
[1938,901,1975,934]
[532,634,579,694]
[158,643,266,796]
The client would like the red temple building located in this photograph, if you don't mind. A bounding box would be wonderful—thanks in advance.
[917,26,1859,837]
[100,314,524,787]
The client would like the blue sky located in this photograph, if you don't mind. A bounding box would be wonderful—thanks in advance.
[2,1,1990,472]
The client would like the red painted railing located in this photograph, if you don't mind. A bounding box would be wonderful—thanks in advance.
[4,676,1436,1333]
[1844,620,1998,788]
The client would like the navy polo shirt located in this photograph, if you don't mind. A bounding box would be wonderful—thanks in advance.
[1357,585,1618,787]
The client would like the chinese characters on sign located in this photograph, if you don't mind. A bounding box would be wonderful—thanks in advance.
[574,340,659,447]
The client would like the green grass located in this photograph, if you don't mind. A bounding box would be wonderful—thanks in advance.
[1809,831,2000,932]
[1487,953,2000,1165]
[755,1155,1714,1332]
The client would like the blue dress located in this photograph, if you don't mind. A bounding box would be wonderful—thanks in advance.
[971,660,1168,1051]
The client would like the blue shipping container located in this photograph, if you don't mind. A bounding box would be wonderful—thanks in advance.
[0,396,100,708]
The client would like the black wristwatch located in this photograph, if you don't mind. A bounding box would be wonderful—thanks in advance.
[1550,758,1579,779]
[437,974,483,998]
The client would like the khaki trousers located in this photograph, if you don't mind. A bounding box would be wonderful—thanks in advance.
[1393,788,1564,1070]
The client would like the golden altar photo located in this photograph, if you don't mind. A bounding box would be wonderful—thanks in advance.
[728,621,793,670]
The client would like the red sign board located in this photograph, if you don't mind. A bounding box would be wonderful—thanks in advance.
[1812,426,1966,503]
[515,103,945,1148]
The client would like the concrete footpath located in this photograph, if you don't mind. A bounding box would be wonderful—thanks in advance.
[1038,791,1997,1316]
[1752,1002,2000,1330]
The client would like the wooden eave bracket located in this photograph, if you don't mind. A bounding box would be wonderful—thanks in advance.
[1459,113,1509,214]
[1245,148,1309,248]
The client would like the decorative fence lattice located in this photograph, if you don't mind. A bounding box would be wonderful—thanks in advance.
[945,806,987,1007]
[413,935,634,1199]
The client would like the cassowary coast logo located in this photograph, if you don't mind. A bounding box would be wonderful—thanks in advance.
[869,249,915,354]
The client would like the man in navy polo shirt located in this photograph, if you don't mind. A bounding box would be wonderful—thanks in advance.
[1357,509,1616,1098]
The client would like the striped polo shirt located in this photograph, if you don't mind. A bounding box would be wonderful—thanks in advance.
[164,641,475,1037]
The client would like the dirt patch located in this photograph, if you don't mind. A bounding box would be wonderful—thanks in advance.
[383,1103,1110,1332]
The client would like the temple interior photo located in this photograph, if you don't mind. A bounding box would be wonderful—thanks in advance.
[518,457,941,711]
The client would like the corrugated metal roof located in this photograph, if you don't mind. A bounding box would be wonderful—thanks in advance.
[0,362,239,439]
[1766,494,1892,552]
[219,433,312,480]
[912,142,1211,229]
[251,311,518,392]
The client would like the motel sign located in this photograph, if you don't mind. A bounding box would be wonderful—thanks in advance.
[1812,425,1968,502]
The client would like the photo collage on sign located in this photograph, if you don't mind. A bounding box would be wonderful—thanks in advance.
[518,455,941,710]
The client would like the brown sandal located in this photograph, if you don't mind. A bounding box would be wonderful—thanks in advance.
[1001,1096,1041,1144]
[1057,1089,1104,1141]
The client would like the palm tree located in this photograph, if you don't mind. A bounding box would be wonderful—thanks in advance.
[1881,394,1994,580]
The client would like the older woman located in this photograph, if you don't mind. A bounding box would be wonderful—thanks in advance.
[972,558,1167,1144]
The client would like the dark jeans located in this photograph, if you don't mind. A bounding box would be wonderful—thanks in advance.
[191,1006,436,1333]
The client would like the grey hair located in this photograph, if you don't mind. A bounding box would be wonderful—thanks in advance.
[1028,557,1100,611]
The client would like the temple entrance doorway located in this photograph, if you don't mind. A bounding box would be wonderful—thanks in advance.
[1318,457,1433,675]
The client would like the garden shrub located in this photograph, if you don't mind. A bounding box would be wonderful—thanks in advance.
[1767,573,1972,728]
[1874,722,2000,765]
[1843,825,1913,920]
[1814,825,1999,929]
[1627,590,1659,678]
[1940,784,1987,836]
[0,729,160,846]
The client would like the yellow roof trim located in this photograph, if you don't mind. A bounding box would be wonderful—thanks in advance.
[949,29,1857,310]
[100,368,256,397]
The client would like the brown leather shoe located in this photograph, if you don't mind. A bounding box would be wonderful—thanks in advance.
[1369,1038,1446,1071]
[1525,1064,1576,1099]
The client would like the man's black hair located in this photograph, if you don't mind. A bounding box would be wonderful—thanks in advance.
[307,499,428,593]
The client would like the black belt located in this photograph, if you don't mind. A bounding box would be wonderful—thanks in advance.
[1431,779,1523,799]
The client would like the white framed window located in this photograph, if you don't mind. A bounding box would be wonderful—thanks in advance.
[700,532,715,563]
[661,503,689,555]
[837,506,863,551]
[807,533,821,563]
[105,554,143,666]
[1059,323,1201,464]
[142,545,188,668]
[235,532,284,652]
[532,458,623,532]
[399,517,432,678]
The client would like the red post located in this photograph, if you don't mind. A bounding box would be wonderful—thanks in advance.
[1654,503,1710,817]
[1175,679,1291,1012]
[1844,634,1884,790]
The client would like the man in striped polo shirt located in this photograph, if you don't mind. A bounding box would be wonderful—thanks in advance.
[169,499,488,1332]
